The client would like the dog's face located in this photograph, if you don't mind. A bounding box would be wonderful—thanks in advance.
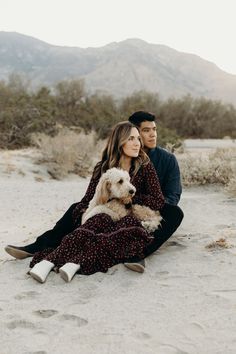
[95,168,136,205]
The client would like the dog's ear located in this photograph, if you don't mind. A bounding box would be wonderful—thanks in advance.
[96,179,111,204]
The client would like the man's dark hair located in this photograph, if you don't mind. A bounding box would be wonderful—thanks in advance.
[128,111,156,127]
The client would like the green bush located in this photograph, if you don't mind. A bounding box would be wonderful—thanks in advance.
[1,75,236,149]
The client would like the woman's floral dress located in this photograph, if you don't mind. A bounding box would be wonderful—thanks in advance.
[30,162,165,274]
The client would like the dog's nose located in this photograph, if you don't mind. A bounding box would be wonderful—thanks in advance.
[129,189,135,195]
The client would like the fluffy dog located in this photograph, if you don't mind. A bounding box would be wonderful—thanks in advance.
[82,168,162,232]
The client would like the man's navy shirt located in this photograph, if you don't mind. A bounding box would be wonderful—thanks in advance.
[148,146,182,206]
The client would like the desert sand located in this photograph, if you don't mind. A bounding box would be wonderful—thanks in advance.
[0,149,236,354]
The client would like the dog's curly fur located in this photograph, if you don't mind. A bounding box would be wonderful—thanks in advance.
[82,168,162,232]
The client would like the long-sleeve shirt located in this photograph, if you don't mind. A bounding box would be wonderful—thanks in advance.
[148,146,182,205]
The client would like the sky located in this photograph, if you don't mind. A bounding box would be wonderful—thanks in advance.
[1,0,236,75]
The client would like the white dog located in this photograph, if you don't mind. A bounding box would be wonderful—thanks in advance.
[82,168,162,232]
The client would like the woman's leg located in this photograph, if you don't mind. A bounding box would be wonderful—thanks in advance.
[30,214,151,277]
[82,213,115,233]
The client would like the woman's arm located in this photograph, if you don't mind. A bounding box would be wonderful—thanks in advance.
[133,162,165,211]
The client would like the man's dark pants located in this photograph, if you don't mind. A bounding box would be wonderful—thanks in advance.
[28,203,184,257]
[29,203,78,252]
[144,203,184,257]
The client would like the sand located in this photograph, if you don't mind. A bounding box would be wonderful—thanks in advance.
[0,149,236,354]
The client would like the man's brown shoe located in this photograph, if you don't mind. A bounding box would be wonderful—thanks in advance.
[124,259,145,273]
[4,245,34,259]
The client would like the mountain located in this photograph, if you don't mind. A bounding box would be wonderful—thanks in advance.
[1,31,236,105]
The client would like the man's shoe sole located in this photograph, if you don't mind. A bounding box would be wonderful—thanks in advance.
[4,246,33,259]
[124,262,145,273]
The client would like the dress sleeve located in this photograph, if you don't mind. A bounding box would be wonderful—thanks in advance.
[72,170,100,224]
[133,162,165,211]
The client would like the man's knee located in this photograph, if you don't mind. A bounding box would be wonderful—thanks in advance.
[144,204,184,258]
[174,205,184,226]
[161,203,184,227]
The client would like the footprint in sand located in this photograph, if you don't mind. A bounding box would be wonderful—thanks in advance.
[167,241,187,248]
[120,279,137,288]
[24,352,47,354]
[217,224,231,229]
[14,291,40,300]
[155,271,169,276]
[6,319,36,330]
[107,267,118,275]
[211,289,236,300]
[134,331,151,340]
[33,309,58,318]
[76,282,99,301]
[157,344,189,354]
[59,314,88,327]
[184,322,206,339]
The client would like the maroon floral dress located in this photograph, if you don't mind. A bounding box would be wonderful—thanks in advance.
[30,162,165,275]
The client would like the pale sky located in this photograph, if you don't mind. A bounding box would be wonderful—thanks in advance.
[1,0,236,74]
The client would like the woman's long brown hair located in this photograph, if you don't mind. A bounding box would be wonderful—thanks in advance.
[93,121,149,179]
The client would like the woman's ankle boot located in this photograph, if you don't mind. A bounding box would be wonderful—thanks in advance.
[29,260,55,283]
[59,263,80,282]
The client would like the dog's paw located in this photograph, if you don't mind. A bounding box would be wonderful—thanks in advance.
[141,217,162,232]
[141,220,156,232]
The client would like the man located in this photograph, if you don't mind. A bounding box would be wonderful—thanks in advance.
[5,111,183,273]
[124,111,183,272]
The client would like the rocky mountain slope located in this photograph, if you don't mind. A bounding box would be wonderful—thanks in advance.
[1,31,236,104]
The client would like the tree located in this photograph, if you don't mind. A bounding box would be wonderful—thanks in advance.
[79,94,118,138]
[119,91,161,120]
[54,79,86,125]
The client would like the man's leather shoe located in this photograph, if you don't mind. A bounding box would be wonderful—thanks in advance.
[4,245,34,259]
[124,259,145,273]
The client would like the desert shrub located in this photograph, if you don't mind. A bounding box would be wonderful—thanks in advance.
[32,128,104,179]
[78,93,119,139]
[2,74,236,149]
[225,177,236,197]
[54,79,86,126]
[156,124,182,150]
[205,238,233,250]
[159,95,236,139]
[119,91,161,119]
[0,79,57,148]
[118,91,182,149]
[179,148,236,186]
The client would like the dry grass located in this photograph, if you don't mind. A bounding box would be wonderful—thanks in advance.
[31,128,105,179]
[179,148,236,189]
[34,176,45,182]
[205,238,233,250]
[30,132,236,195]
[225,176,236,197]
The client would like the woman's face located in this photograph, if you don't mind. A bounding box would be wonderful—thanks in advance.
[122,127,141,158]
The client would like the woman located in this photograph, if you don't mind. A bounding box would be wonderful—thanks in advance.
[29,121,165,283]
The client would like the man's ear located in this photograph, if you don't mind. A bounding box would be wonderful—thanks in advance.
[96,179,111,204]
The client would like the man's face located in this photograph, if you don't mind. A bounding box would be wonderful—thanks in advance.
[139,121,157,149]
